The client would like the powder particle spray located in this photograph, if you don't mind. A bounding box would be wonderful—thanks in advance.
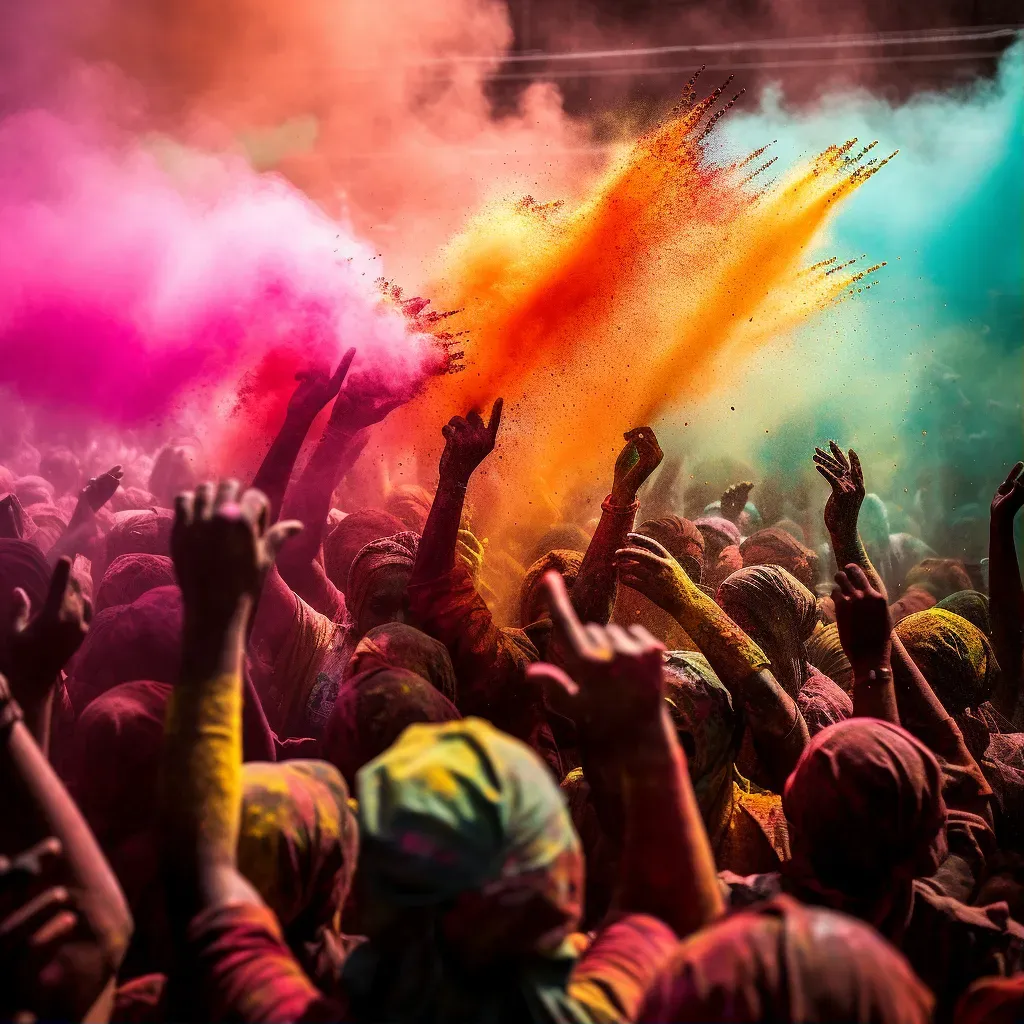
[392,73,890,534]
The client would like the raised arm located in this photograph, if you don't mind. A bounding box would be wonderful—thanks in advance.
[614,533,808,789]
[832,564,900,724]
[529,571,723,938]
[275,373,402,614]
[250,351,355,523]
[410,399,503,587]
[162,481,301,922]
[988,461,1024,724]
[571,427,663,626]
[813,442,884,594]
[47,465,123,566]
[0,665,132,1021]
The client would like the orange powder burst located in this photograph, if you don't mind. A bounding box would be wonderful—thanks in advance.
[392,78,893,536]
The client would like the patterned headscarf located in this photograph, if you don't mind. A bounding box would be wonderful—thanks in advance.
[345,531,419,627]
[693,515,742,557]
[357,717,582,954]
[100,509,173,581]
[783,719,947,913]
[323,509,406,593]
[805,622,854,694]
[739,527,819,591]
[662,651,742,833]
[894,608,1000,715]
[237,761,358,959]
[718,565,818,697]
[935,590,991,638]
[322,667,461,788]
[347,622,457,704]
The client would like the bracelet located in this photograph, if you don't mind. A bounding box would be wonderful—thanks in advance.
[857,667,893,685]
[601,494,640,515]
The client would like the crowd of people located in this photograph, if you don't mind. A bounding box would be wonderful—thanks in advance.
[1,353,1023,1024]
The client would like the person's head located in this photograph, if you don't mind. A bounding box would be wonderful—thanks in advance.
[0,538,52,675]
[40,447,81,497]
[237,761,358,977]
[67,586,182,711]
[858,493,891,550]
[637,516,704,584]
[894,608,999,718]
[904,557,974,601]
[383,484,434,533]
[783,719,947,925]
[323,667,461,788]
[99,509,174,582]
[526,523,590,569]
[718,565,818,696]
[323,508,406,594]
[356,718,582,962]
[346,531,419,639]
[26,503,68,553]
[518,549,583,627]
[15,474,54,508]
[639,895,933,1024]
[693,515,741,561]
[347,622,457,703]
[935,590,991,638]
[94,553,176,614]
[739,527,819,591]
[147,442,202,507]
[662,651,743,825]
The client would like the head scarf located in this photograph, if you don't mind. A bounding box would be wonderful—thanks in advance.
[702,498,763,535]
[772,517,807,544]
[14,475,54,508]
[384,485,434,533]
[0,493,35,541]
[889,585,938,624]
[345,531,419,626]
[322,667,461,788]
[100,509,173,582]
[347,622,457,704]
[796,667,854,735]
[67,586,183,711]
[639,894,933,1024]
[94,553,176,614]
[693,515,742,557]
[955,974,1024,1024]
[936,590,991,638]
[718,565,818,697]
[662,651,743,832]
[519,549,584,627]
[805,623,854,694]
[25,502,68,552]
[894,608,999,715]
[783,719,947,912]
[740,527,819,591]
[905,558,974,600]
[323,509,405,593]
[527,524,590,568]
[357,717,582,954]
[109,486,159,514]
[638,516,705,584]
[237,760,358,965]
[0,538,52,673]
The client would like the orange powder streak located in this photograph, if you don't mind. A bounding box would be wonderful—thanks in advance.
[390,86,894,537]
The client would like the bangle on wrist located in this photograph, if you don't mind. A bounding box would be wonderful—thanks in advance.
[602,494,640,514]
[856,666,893,685]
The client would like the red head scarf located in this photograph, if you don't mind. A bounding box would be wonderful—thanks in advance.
[740,526,819,591]
[323,509,406,593]
[94,553,176,614]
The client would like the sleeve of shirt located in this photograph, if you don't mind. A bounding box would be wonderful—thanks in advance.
[184,902,345,1024]
[567,914,678,1024]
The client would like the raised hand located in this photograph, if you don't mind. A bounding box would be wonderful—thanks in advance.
[527,570,665,747]
[814,440,865,537]
[0,837,80,1021]
[832,563,892,676]
[7,558,91,698]
[329,373,408,433]
[613,532,691,618]
[611,427,664,505]
[172,481,302,628]
[80,465,123,513]
[438,399,503,485]
[721,480,754,523]
[287,349,357,423]
[991,462,1024,527]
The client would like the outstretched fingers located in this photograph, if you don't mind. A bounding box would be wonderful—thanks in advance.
[541,570,591,658]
